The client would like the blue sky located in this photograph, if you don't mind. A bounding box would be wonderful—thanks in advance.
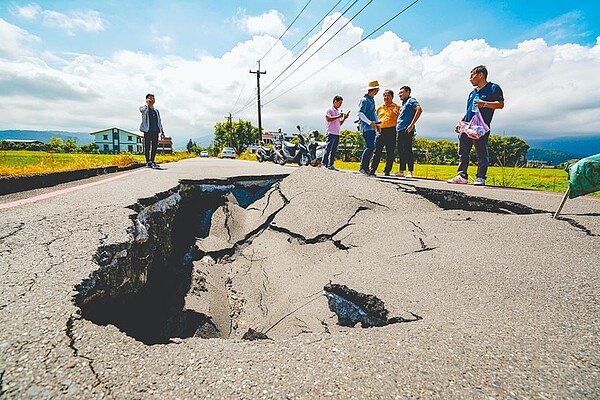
[1,0,599,145]
[5,1,599,58]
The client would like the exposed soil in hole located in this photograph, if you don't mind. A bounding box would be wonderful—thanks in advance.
[74,175,286,344]
[75,169,562,345]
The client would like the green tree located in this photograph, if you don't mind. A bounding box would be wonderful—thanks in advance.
[488,135,529,166]
[80,142,99,153]
[414,138,457,165]
[213,119,258,155]
[186,139,196,153]
[64,138,78,153]
[338,129,364,161]
[45,137,64,152]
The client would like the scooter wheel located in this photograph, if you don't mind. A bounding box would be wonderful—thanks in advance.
[257,155,263,162]
[299,154,310,166]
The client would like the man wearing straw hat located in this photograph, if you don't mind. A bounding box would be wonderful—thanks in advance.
[357,80,381,175]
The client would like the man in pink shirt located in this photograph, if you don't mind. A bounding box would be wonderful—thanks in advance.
[322,95,349,171]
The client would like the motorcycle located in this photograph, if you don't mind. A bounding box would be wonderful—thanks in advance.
[255,142,276,163]
[308,131,326,167]
[274,127,311,166]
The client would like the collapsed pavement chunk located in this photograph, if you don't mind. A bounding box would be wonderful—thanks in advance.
[323,282,422,327]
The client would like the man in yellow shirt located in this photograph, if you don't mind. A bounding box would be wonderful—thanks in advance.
[370,89,400,176]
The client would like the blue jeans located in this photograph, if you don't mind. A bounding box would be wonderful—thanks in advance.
[360,130,376,172]
[322,134,340,167]
[457,132,490,179]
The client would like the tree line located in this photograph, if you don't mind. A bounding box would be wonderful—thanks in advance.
[205,119,530,167]
[0,137,99,153]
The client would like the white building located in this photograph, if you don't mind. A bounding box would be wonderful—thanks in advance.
[90,127,143,154]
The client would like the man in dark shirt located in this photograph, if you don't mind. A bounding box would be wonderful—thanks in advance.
[139,93,164,168]
[448,65,504,186]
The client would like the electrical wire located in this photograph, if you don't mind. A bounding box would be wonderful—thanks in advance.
[231,88,257,117]
[233,0,357,116]
[263,0,421,107]
[262,0,362,94]
[259,0,313,62]
[273,0,347,65]
[262,0,372,99]
[229,79,248,114]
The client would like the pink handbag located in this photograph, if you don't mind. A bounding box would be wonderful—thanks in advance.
[458,108,490,139]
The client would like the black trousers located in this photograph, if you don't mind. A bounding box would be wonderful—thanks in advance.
[397,129,414,172]
[370,127,396,174]
[144,131,159,163]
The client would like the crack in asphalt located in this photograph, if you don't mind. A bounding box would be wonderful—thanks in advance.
[0,222,25,241]
[65,315,111,397]
[201,186,290,261]
[555,216,599,236]
[269,205,370,250]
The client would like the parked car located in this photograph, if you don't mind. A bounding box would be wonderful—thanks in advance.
[219,147,236,159]
[200,150,209,157]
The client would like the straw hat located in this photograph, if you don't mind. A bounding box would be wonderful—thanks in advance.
[362,80,380,91]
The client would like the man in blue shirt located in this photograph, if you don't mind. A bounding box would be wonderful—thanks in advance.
[448,65,504,186]
[395,86,423,178]
[357,80,381,175]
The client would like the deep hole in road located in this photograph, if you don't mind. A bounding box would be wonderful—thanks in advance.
[74,175,287,345]
[73,173,544,345]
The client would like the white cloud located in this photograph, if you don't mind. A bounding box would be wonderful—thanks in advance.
[11,4,107,34]
[235,9,286,36]
[534,11,587,42]
[0,14,599,147]
[10,3,42,20]
[41,9,106,35]
[0,18,40,57]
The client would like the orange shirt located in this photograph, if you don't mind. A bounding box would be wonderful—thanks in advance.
[376,102,400,129]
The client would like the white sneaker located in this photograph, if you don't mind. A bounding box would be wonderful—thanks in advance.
[474,177,485,186]
[406,171,413,178]
[447,175,468,184]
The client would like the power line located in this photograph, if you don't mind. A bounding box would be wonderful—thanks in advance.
[273,0,347,65]
[263,0,422,107]
[231,0,358,117]
[231,87,257,117]
[229,79,248,114]
[262,0,373,99]
[259,0,313,62]
[262,0,362,94]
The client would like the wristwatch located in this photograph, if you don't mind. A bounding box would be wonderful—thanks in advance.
[483,101,488,108]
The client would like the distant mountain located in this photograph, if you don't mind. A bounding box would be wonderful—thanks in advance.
[526,148,584,165]
[0,129,216,151]
[527,136,600,157]
[174,134,214,150]
[0,130,93,145]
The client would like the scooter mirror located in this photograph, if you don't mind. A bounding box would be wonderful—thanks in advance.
[296,125,301,132]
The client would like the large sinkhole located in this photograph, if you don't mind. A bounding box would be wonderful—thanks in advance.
[74,171,551,345]
[74,174,288,345]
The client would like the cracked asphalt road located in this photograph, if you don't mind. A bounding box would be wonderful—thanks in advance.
[1,158,599,399]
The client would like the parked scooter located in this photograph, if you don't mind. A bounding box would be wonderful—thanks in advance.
[308,130,326,167]
[255,142,275,163]
[275,127,311,166]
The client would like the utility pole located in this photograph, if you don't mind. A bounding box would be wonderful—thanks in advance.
[225,112,233,147]
[249,61,266,141]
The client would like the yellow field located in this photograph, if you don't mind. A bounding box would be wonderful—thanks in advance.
[0,151,197,177]
[336,160,574,193]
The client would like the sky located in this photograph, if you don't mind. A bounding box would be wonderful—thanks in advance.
[1,0,599,148]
